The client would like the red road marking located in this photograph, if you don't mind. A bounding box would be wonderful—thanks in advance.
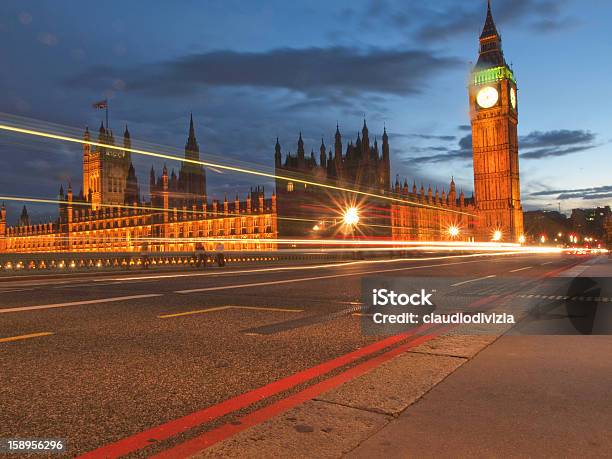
[78,326,431,459]
[151,329,447,458]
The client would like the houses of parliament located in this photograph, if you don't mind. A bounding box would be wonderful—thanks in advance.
[0,1,523,253]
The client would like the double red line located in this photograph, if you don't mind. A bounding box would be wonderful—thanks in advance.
[79,325,440,458]
[80,260,577,458]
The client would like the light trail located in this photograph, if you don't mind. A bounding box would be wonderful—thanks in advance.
[1,231,578,254]
[0,193,469,233]
[0,121,476,216]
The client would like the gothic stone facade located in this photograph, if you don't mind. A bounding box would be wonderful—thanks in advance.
[0,117,277,253]
[274,123,477,241]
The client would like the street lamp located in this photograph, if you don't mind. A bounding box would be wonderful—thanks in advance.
[540,235,546,244]
[492,230,502,242]
[518,234,526,244]
[448,225,460,238]
[343,207,360,226]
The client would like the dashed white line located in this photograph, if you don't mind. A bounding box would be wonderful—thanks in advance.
[510,266,532,273]
[450,275,496,287]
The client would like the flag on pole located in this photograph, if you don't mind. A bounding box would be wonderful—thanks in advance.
[92,99,108,109]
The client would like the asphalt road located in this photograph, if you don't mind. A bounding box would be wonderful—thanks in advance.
[0,252,603,457]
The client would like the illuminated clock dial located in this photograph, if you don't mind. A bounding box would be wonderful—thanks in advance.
[510,87,517,109]
[476,86,499,109]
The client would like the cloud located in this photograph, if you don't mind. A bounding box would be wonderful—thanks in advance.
[530,184,612,201]
[382,0,577,42]
[407,134,472,165]
[520,129,595,149]
[66,47,462,98]
[519,129,597,159]
[404,128,599,164]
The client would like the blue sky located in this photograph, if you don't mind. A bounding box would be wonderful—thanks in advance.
[0,0,610,223]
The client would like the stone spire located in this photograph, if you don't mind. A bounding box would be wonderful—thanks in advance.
[476,0,506,69]
[275,137,282,166]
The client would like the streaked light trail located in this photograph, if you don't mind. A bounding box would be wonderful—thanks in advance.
[0,119,476,216]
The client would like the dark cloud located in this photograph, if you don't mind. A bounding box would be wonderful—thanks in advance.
[407,134,472,165]
[404,128,599,164]
[519,129,597,159]
[531,185,612,201]
[378,0,576,42]
[520,129,595,149]
[458,125,471,131]
[66,47,462,98]
[520,144,597,159]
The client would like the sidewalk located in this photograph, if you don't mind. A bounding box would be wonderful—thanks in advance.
[556,254,612,278]
[347,335,612,458]
[349,257,612,458]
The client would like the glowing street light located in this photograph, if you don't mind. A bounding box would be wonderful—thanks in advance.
[492,230,502,242]
[540,235,546,244]
[518,234,526,244]
[343,207,360,226]
[448,225,460,238]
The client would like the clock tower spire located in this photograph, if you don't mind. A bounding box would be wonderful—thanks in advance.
[469,0,523,242]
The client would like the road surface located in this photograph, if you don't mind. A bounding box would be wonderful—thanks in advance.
[0,252,607,456]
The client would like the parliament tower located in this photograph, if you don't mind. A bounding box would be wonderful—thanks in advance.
[469,1,523,242]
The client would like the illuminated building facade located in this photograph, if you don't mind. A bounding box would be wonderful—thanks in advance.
[274,122,395,239]
[274,125,477,241]
[0,117,277,253]
[390,179,476,241]
[82,123,132,210]
[469,1,524,242]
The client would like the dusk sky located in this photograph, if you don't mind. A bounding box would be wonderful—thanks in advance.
[0,0,610,223]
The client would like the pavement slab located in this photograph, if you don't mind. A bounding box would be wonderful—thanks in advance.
[192,400,390,459]
[347,335,612,459]
[409,334,499,358]
[317,352,465,416]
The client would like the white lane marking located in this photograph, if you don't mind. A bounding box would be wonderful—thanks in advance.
[0,294,162,314]
[176,259,497,294]
[541,262,554,266]
[510,266,532,273]
[450,275,497,287]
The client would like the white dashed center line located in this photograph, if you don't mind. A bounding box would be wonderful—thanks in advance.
[510,266,532,273]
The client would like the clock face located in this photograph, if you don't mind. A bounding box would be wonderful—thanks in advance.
[510,87,517,109]
[476,86,499,109]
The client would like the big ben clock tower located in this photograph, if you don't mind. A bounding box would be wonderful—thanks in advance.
[470,1,523,242]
